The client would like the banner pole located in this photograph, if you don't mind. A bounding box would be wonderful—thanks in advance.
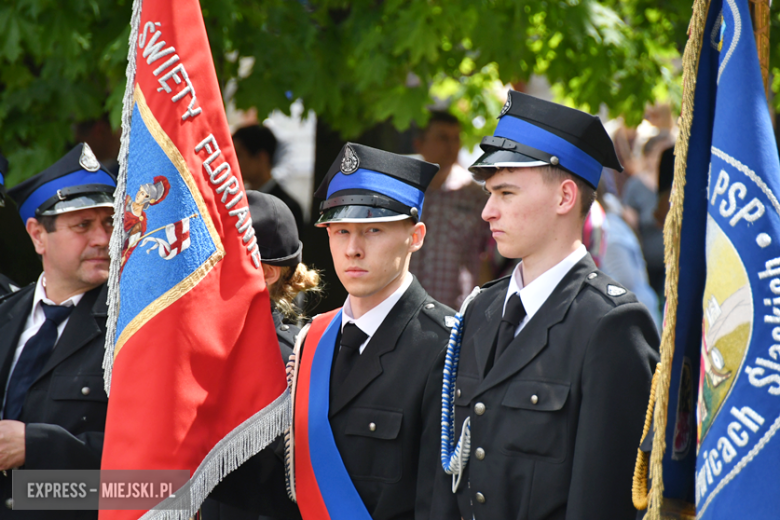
[749,0,771,97]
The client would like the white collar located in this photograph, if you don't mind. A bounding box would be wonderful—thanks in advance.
[504,245,587,318]
[342,272,413,339]
[33,273,85,312]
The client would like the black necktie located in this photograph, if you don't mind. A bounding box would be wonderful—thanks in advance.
[332,323,369,390]
[5,303,74,420]
[494,293,527,362]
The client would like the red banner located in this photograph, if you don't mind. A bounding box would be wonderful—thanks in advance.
[99,0,290,518]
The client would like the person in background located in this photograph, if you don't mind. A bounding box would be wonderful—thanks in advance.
[408,110,494,308]
[202,190,319,520]
[598,173,662,331]
[622,134,674,298]
[0,143,115,520]
[232,125,305,234]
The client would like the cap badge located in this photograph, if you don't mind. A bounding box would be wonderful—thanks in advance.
[341,145,360,175]
[79,143,101,172]
[499,94,512,118]
[607,284,627,296]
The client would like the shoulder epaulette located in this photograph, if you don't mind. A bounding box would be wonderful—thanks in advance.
[421,299,456,330]
[583,270,634,302]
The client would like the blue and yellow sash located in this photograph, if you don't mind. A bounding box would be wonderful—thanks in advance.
[293,309,373,520]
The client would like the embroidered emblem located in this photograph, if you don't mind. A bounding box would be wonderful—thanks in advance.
[121,176,195,271]
[499,95,512,118]
[607,284,626,296]
[341,145,359,175]
[79,143,101,172]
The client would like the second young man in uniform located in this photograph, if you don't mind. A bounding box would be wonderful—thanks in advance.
[432,91,660,520]
[212,143,453,520]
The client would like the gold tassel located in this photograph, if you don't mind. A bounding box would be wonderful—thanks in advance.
[646,0,711,517]
[633,363,660,510]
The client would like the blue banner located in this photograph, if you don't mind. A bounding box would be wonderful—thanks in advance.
[665,0,780,517]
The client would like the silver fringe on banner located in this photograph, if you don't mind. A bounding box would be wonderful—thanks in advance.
[103,0,143,395]
[140,390,291,520]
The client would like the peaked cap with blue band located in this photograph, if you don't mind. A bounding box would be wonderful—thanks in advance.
[471,90,622,188]
[314,143,439,226]
[0,153,7,206]
[8,143,116,223]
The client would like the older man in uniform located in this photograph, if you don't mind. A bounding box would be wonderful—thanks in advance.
[0,143,115,519]
[432,91,660,520]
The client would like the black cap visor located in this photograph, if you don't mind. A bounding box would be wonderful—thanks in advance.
[315,205,411,227]
[37,192,114,217]
[469,149,549,174]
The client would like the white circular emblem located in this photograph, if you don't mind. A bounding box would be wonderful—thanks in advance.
[79,143,101,172]
[499,94,512,118]
[341,145,359,175]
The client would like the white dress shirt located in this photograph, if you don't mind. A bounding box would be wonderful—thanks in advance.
[504,245,587,337]
[6,274,83,388]
[341,272,414,354]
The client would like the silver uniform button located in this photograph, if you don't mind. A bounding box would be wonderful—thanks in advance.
[587,272,598,280]
[475,447,485,460]
[369,422,377,432]
[475,492,486,504]
[425,303,435,309]
[456,388,462,398]
[531,394,539,404]
[5,498,12,509]
[81,387,91,396]
[474,402,486,415]
[280,324,290,331]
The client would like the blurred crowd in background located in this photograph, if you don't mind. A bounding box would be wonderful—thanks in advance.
[1,86,679,328]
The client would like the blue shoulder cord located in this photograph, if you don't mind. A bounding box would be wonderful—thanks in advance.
[440,287,480,493]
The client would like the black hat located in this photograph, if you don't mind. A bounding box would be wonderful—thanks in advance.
[247,190,303,266]
[314,143,439,226]
[8,143,116,223]
[470,90,622,188]
[0,153,7,207]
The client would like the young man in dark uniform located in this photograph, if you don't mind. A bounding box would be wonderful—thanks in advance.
[432,91,660,520]
[211,144,453,520]
[0,143,115,519]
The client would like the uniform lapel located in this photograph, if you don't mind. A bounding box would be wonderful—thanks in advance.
[475,256,596,396]
[472,282,508,379]
[328,277,427,417]
[0,287,35,402]
[34,284,107,383]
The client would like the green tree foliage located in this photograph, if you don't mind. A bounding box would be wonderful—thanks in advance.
[0,0,719,184]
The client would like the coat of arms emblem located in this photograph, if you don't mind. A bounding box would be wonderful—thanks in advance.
[341,145,359,175]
